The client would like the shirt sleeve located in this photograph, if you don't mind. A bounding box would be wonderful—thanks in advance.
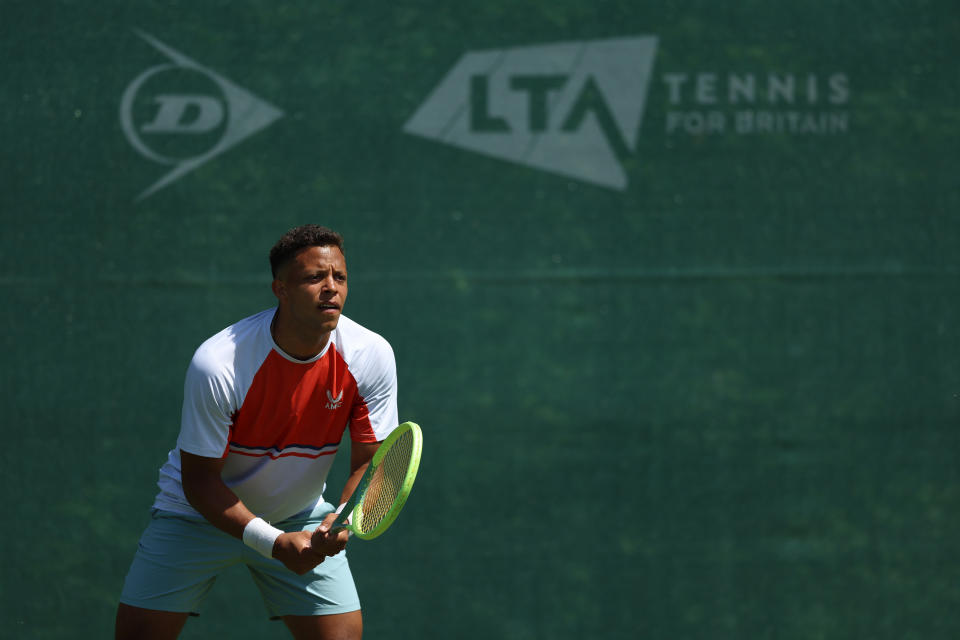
[176,347,236,458]
[349,335,399,443]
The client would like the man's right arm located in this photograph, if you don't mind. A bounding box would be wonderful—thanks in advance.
[180,450,326,575]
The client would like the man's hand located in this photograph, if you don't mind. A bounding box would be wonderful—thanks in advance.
[272,531,326,575]
[310,512,351,557]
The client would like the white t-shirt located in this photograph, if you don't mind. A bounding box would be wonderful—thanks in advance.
[152,308,398,522]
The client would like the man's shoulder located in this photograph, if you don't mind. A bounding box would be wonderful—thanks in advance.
[334,314,394,362]
[190,308,274,375]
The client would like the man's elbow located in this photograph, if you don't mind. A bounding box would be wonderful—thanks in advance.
[181,473,207,510]
[179,454,222,510]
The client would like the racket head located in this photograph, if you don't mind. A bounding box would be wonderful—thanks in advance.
[347,421,422,540]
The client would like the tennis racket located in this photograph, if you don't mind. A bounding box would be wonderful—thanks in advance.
[331,421,422,540]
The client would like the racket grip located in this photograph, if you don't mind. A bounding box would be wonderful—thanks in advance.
[331,502,351,528]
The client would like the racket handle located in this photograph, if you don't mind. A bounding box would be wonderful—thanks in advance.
[330,502,351,529]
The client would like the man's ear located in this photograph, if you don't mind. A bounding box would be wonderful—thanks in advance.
[271,278,285,300]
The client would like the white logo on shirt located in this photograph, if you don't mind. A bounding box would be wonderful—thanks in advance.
[325,389,344,410]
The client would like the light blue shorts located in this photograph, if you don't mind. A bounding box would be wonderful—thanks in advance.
[119,503,360,619]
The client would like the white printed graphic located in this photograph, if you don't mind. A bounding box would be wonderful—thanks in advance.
[403,36,658,190]
[325,389,344,410]
[120,30,284,201]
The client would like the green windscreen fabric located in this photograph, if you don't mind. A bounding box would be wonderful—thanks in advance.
[2,2,958,638]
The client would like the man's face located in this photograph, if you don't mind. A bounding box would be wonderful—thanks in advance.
[273,245,348,337]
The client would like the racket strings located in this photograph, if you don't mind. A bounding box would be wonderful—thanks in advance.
[356,429,413,534]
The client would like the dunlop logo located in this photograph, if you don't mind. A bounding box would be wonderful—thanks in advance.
[120,30,284,201]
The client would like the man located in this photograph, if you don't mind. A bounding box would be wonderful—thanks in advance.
[116,225,398,639]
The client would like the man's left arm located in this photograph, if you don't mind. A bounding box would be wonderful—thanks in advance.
[311,331,398,554]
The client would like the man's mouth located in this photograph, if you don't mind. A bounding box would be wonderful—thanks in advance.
[318,303,340,312]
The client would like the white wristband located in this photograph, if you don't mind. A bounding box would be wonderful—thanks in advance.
[242,517,283,559]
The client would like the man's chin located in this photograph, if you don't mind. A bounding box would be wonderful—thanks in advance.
[316,315,340,334]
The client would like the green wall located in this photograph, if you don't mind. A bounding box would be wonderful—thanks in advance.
[2,1,958,637]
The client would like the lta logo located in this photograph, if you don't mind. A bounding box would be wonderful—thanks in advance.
[120,30,284,201]
[404,37,659,191]
[405,37,854,190]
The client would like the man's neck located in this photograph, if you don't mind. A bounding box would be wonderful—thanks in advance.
[271,311,331,361]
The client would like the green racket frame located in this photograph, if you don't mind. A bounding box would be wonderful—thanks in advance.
[332,421,422,540]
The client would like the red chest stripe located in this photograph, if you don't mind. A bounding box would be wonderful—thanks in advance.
[228,348,360,456]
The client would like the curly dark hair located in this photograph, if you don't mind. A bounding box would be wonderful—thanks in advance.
[269,224,344,278]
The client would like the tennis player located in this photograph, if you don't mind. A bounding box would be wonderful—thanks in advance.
[115,225,398,639]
